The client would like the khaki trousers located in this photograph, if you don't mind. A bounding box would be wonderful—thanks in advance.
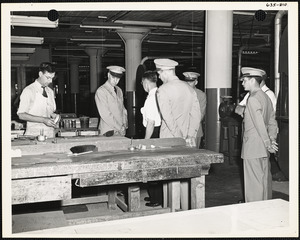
[243,157,272,202]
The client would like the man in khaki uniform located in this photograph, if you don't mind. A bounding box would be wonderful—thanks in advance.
[155,58,201,210]
[95,66,128,136]
[183,71,207,148]
[155,59,201,146]
[240,67,278,202]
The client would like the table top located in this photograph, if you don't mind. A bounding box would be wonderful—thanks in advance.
[12,146,224,179]
[13,199,293,238]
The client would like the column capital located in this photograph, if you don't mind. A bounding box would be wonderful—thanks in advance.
[116,27,150,41]
[84,47,107,57]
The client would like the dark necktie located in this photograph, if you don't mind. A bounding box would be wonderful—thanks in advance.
[41,86,48,98]
[114,87,117,95]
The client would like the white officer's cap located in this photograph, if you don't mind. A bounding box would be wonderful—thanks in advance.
[154,58,178,71]
[107,65,125,78]
[240,67,266,81]
[183,72,200,81]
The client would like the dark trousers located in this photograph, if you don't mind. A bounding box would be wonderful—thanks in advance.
[147,126,163,204]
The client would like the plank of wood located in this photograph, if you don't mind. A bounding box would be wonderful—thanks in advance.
[180,180,189,210]
[128,185,140,212]
[168,181,180,212]
[66,207,171,226]
[191,176,205,209]
[107,190,117,210]
[61,195,108,206]
[163,183,168,208]
[12,176,71,204]
[76,165,209,187]
[115,196,128,212]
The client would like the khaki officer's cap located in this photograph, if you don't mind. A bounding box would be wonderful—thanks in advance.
[183,72,200,81]
[154,58,178,71]
[107,65,125,78]
[240,67,266,81]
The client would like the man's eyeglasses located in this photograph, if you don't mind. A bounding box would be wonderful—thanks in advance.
[43,73,55,80]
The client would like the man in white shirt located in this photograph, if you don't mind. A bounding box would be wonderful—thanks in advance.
[140,71,162,207]
[17,62,59,138]
[141,71,161,139]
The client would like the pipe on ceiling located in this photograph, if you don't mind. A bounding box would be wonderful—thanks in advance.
[274,10,287,98]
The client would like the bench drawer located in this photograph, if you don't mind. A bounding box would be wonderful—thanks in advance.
[12,176,71,205]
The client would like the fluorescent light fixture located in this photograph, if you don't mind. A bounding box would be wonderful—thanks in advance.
[173,27,203,34]
[181,50,199,54]
[78,43,122,48]
[147,40,178,45]
[80,24,123,29]
[54,47,85,51]
[11,15,58,28]
[11,47,36,53]
[70,38,106,42]
[114,20,172,27]
[233,11,255,16]
[242,50,259,54]
[52,54,89,58]
[98,16,108,19]
[11,55,30,61]
[11,36,44,44]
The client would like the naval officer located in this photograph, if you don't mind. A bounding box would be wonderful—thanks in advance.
[236,68,277,117]
[183,71,207,148]
[155,58,201,210]
[95,66,128,136]
[240,67,278,202]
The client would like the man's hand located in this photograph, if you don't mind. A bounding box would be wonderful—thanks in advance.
[267,141,278,153]
[120,126,126,136]
[235,105,245,116]
[43,117,57,128]
[185,136,196,147]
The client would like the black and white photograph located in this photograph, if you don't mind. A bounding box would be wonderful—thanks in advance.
[1,1,298,238]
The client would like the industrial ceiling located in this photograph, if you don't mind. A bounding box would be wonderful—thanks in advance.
[10,10,287,71]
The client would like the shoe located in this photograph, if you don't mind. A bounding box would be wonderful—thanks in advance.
[237,199,245,203]
[272,171,288,182]
[145,202,160,207]
[144,197,151,202]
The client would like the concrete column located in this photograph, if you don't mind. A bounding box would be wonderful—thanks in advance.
[204,11,233,152]
[85,48,107,117]
[85,48,107,93]
[57,71,66,112]
[69,58,81,115]
[117,27,150,137]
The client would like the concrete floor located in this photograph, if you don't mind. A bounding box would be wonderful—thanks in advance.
[12,160,289,233]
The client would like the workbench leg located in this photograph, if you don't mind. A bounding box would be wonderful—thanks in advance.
[128,185,140,212]
[180,180,189,210]
[191,176,205,209]
[108,189,117,210]
[168,181,180,212]
[163,182,168,208]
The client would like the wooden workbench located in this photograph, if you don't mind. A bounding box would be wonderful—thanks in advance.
[11,136,223,213]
